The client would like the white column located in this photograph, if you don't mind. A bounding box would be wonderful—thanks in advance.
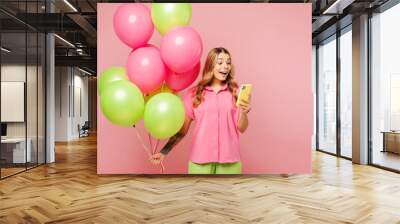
[46,1,55,163]
[46,33,55,163]
[352,14,369,164]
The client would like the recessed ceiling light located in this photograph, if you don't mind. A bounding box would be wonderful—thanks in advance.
[322,0,355,15]
[54,34,75,48]
[63,0,78,12]
[1,47,11,53]
[78,67,93,76]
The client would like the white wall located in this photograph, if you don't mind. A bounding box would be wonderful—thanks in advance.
[54,67,89,141]
[72,73,89,138]
[55,66,70,141]
[1,65,26,137]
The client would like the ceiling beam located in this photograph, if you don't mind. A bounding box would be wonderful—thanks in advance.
[55,55,96,71]
[322,0,356,14]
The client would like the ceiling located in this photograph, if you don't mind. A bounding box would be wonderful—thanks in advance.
[0,0,393,74]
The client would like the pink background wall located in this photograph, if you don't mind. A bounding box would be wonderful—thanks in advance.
[97,3,313,174]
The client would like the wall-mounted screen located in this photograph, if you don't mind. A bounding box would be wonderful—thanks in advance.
[1,81,25,122]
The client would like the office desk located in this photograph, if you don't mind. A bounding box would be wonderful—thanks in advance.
[1,138,32,163]
[381,131,400,154]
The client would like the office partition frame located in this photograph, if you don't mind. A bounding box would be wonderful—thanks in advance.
[0,0,47,180]
[315,24,352,161]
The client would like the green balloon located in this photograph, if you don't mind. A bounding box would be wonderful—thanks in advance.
[151,3,192,36]
[98,67,128,96]
[144,92,185,139]
[100,81,144,127]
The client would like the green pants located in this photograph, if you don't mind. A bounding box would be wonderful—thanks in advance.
[188,161,242,174]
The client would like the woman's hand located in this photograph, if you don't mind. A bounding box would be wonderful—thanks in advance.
[150,153,165,165]
[237,94,251,133]
[238,94,252,114]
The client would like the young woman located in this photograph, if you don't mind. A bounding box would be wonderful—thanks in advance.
[150,47,251,174]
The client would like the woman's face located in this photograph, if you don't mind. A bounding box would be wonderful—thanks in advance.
[213,52,231,82]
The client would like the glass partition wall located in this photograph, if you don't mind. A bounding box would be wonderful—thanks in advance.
[0,1,46,179]
[316,26,353,159]
[339,27,352,159]
[317,35,337,155]
[370,3,400,172]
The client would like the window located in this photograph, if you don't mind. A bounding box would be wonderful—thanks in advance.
[340,27,352,158]
[317,36,337,154]
[371,3,400,171]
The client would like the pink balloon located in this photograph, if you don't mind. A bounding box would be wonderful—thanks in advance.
[166,63,201,92]
[161,26,203,73]
[126,46,166,94]
[113,4,154,49]
[144,43,157,48]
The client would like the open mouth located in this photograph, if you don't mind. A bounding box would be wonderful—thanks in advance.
[219,71,228,76]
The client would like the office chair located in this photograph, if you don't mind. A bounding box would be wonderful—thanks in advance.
[79,121,90,138]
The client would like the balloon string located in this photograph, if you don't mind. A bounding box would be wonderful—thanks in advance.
[151,137,164,174]
[154,140,160,154]
[133,127,151,157]
[154,139,164,173]
[160,162,165,173]
[133,126,165,174]
[148,133,153,154]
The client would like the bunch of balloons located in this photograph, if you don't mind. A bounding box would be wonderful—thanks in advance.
[99,3,203,139]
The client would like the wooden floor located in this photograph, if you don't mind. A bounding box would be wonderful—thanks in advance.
[373,150,400,171]
[1,134,400,223]
[1,167,26,178]
[1,163,45,178]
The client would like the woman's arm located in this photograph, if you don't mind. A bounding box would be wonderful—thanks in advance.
[237,111,249,133]
[150,116,192,164]
[237,96,251,133]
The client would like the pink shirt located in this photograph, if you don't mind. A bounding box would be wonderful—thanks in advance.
[183,84,241,164]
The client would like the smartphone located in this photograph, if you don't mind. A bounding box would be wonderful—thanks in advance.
[236,84,252,107]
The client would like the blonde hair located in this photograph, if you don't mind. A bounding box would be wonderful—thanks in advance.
[192,47,238,107]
